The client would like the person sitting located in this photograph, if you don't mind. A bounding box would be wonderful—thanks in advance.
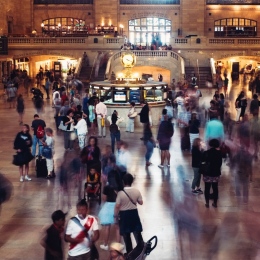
[86,167,100,196]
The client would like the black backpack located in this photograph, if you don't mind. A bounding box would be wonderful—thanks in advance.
[110,123,119,134]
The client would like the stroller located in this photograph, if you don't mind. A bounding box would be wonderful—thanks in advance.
[126,236,158,260]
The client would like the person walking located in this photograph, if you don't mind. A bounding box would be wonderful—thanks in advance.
[202,139,222,208]
[16,94,25,125]
[249,94,260,118]
[96,97,107,138]
[157,114,174,168]
[40,128,55,179]
[191,138,203,195]
[13,124,34,182]
[31,114,46,157]
[6,80,17,109]
[65,199,99,260]
[114,173,144,255]
[138,101,149,140]
[80,136,101,174]
[98,183,121,251]
[44,77,51,99]
[143,123,154,166]
[110,113,121,154]
[189,113,200,150]
[41,210,66,260]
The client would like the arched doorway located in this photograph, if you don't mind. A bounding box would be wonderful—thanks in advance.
[128,17,171,47]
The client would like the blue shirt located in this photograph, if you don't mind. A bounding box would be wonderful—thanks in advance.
[205,119,224,142]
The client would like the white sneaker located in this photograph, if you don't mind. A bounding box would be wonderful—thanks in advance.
[100,244,109,250]
[158,164,164,169]
[25,175,32,181]
[20,176,24,182]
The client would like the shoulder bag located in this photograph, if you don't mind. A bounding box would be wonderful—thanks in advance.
[42,146,52,159]
[123,189,137,206]
[58,121,67,131]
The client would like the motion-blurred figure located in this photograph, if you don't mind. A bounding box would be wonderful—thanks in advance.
[232,146,253,204]
[0,173,13,214]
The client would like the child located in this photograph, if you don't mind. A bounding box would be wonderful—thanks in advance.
[41,210,66,260]
[109,242,125,260]
[86,167,100,196]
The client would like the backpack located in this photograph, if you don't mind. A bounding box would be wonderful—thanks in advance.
[166,121,174,138]
[36,124,45,139]
[192,77,196,84]
[110,123,119,134]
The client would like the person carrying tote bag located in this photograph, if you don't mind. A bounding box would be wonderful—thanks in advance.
[114,173,144,254]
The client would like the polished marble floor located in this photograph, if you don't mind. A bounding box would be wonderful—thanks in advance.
[0,77,260,260]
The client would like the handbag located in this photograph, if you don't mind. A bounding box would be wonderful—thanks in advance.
[42,146,52,159]
[101,117,105,127]
[58,121,67,131]
[70,131,77,141]
[12,153,25,166]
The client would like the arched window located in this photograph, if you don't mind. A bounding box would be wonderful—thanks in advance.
[214,18,257,37]
[128,18,171,47]
[42,18,86,36]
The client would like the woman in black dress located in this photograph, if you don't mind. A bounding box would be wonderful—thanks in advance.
[202,139,222,208]
[13,124,33,182]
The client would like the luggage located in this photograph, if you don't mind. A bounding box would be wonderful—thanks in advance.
[36,156,48,178]
[181,134,190,151]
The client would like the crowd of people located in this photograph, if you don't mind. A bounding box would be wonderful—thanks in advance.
[3,67,260,260]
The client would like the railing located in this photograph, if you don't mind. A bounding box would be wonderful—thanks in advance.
[8,36,124,48]
[120,0,179,4]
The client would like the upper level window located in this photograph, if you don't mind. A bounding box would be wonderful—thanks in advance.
[42,18,87,37]
[34,0,93,4]
[214,18,257,37]
[120,0,179,4]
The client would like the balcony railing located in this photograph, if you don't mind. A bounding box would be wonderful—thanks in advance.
[120,0,179,4]
[8,36,124,46]
[34,0,93,4]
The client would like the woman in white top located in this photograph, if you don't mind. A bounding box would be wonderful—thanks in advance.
[74,114,88,150]
[126,102,137,133]
[40,128,55,179]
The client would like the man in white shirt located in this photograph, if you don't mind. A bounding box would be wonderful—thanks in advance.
[74,114,88,150]
[95,97,107,138]
[65,199,99,260]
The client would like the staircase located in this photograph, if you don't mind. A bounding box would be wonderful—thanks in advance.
[185,66,212,88]
[78,62,93,83]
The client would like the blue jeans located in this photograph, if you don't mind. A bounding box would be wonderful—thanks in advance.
[191,167,201,189]
[32,135,43,157]
[145,140,154,162]
[110,132,121,153]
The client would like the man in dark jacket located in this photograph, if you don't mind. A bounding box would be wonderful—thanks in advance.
[138,101,149,140]
[249,94,260,118]
[157,115,174,168]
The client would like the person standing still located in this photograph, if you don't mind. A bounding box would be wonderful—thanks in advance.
[31,114,46,157]
[45,78,51,100]
[96,97,107,138]
[126,102,136,133]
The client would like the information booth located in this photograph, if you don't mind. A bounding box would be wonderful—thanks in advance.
[89,80,167,127]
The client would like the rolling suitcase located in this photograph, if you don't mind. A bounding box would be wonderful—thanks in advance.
[36,156,48,178]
